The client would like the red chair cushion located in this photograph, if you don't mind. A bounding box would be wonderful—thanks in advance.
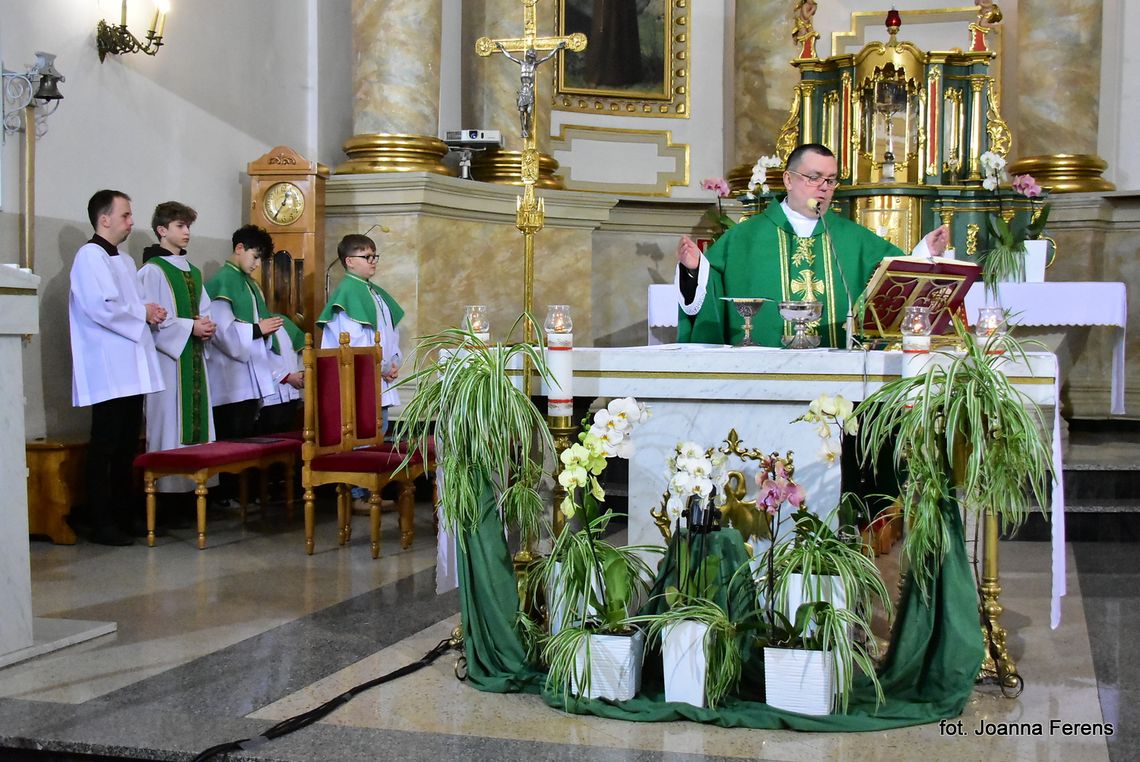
[315,355,342,447]
[134,438,298,470]
[369,438,437,463]
[310,449,408,473]
[354,353,379,440]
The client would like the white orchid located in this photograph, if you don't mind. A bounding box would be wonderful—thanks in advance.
[747,154,782,194]
[818,437,842,467]
[678,441,704,459]
[666,495,686,521]
[980,150,1008,192]
[795,393,857,465]
[606,396,642,429]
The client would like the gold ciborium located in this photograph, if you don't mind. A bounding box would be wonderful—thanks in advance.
[779,300,823,349]
[720,297,770,347]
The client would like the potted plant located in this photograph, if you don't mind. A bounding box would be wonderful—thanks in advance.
[856,317,1053,593]
[530,398,663,703]
[978,152,1051,289]
[393,316,553,541]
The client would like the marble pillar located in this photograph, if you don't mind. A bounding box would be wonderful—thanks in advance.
[339,0,450,173]
[352,0,443,136]
[731,0,800,178]
[1012,0,1112,190]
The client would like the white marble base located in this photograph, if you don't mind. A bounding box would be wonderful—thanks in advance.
[0,618,116,670]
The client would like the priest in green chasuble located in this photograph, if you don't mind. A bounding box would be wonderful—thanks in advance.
[677,143,949,347]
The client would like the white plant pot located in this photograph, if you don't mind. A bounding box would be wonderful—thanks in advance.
[1024,239,1047,282]
[764,646,835,715]
[783,572,848,632]
[998,239,1048,284]
[661,620,709,707]
[571,629,645,701]
[547,561,599,636]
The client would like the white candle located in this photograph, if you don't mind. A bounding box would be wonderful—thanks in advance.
[546,332,573,417]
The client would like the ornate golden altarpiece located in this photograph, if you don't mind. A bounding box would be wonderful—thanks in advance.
[774,7,1029,264]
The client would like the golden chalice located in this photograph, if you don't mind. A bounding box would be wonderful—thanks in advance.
[720,297,770,347]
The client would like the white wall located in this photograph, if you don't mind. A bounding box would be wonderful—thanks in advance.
[1,0,353,438]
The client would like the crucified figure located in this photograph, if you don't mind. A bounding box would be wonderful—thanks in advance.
[496,42,565,139]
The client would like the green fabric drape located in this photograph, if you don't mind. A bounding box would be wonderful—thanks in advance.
[457,481,982,730]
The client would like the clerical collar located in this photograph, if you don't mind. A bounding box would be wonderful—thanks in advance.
[780,200,821,238]
[89,234,120,257]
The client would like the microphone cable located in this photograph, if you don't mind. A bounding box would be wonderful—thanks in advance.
[190,633,461,762]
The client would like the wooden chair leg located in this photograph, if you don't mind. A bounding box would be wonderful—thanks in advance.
[336,484,348,545]
[398,479,414,550]
[304,487,316,555]
[145,474,158,548]
[284,459,296,523]
[238,470,249,523]
[196,481,209,550]
[369,491,382,559]
[259,468,269,517]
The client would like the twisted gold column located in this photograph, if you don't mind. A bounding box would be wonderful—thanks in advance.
[978,508,1024,697]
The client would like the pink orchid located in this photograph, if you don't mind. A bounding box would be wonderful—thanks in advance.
[785,481,806,508]
[700,177,731,198]
[757,476,789,515]
[1011,174,1042,198]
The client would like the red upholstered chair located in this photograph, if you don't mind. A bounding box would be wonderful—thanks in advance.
[135,438,299,549]
[301,332,425,557]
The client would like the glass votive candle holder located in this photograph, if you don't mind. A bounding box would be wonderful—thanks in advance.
[976,306,1006,340]
[463,305,490,342]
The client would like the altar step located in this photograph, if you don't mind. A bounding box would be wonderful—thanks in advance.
[1012,419,1140,541]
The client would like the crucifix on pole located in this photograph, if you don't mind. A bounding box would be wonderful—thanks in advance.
[476,1,586,540]
[476,0,586,363]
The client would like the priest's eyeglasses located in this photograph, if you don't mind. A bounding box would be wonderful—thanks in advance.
[786,170,840,189]
[348,254,379,264]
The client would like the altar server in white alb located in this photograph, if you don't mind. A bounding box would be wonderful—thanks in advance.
[69,189,166,546]
[137,201,217,493]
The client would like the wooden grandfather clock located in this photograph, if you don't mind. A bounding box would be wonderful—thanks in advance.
[248,145,329,334]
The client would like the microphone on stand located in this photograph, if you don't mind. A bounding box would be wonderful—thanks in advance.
[807,198,856,350]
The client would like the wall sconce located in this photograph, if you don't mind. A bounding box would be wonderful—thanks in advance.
[2,51,65,138]
[97,1,170,62]
[2,51,66,272]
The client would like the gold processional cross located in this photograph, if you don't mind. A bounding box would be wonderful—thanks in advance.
[475,0,586,354]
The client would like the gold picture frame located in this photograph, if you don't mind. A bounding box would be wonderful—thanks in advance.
[554,0,690,118]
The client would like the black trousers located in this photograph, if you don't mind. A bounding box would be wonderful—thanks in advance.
[213,399,259,441]
[87,394,144,531]
[255,399,301,435]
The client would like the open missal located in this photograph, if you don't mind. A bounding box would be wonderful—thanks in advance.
[858,255,980,339]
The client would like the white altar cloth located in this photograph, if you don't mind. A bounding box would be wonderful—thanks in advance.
[535,345,1066,628]
[965,281,1127,414]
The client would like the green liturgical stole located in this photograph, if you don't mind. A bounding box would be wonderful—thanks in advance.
[151,257,209,445]
[206,261,287,354]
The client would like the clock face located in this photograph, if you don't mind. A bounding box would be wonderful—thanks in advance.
[263,181,305,226]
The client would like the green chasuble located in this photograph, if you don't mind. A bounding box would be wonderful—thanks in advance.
[150,257,209,444]
[205,261,302,354]
[679,201,902,347]
[316,272,404,329]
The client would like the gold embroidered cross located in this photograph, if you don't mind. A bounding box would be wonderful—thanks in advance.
[792,236,816,267]
[791,269,826,300]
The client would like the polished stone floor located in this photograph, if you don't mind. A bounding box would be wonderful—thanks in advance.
[0,500,1135,761]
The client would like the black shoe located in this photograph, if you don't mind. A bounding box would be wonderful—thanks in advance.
[90,526,134,546]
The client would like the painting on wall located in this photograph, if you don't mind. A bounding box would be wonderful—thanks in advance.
[555,0,688,117]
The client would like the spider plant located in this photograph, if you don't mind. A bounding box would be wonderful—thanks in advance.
[392,314,554,537]
[762,601,885,713]
[981,206,1049,291]
[628,598,743,708]
[856,317,1053,591]
[767,504,892,630]
[535,511,662,701]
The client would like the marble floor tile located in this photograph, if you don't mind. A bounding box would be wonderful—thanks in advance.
[0,503,1128,762]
